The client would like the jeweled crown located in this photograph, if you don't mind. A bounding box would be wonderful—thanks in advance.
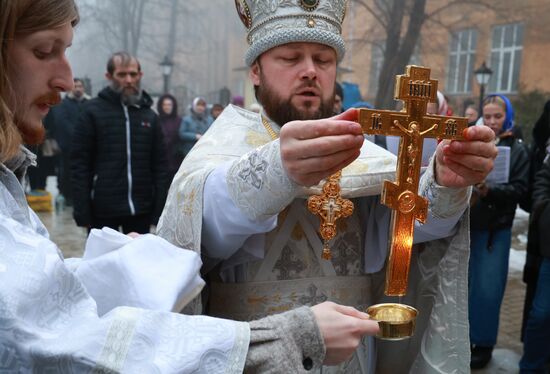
[235,0,348,66]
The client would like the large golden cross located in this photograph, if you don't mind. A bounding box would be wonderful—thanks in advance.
[358,65,467,296]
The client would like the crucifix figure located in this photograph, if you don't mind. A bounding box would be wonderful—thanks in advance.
[307,171,354,260]
[358,65,468,296]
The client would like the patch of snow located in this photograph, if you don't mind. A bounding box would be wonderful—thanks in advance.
[509,248,526,272]
[516,207,530,218]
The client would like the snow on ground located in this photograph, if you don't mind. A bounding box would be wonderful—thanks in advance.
[509,248,526,273]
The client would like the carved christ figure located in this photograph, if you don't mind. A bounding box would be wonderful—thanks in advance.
[392,120,439,184]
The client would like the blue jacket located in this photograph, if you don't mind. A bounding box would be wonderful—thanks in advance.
[178,111,212,158]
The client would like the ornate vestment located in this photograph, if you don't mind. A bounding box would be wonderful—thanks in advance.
[158,105,472,373]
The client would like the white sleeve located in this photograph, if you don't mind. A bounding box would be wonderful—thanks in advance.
[202,161,277,260]
[415,159,471,242]
[413,185,465,243]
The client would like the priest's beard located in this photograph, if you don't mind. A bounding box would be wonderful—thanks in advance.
[17,90,61,145]
[257,78,334,127]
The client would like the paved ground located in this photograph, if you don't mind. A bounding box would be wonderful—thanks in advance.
[38,177,530,373]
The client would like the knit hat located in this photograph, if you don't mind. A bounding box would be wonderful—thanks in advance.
[235,0,348,66]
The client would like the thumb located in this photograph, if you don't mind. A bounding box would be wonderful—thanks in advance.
[330,108,358,122]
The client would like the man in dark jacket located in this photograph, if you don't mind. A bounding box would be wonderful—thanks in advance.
[53,77,89,205]
[72,52,168,233]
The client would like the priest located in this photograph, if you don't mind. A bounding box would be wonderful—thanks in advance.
[158,0,498,372]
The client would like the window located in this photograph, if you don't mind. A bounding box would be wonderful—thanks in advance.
[488,23,524,93]
[368,42,421,96]
[446,29,477,94]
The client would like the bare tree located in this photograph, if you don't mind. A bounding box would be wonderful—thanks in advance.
[82,0,148,55]
[351,0,500,109]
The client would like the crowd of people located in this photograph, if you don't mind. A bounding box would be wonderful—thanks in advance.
[1,0,550,373]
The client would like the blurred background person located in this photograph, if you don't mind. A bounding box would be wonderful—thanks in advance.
[210,103,224,120]
[464,103,480,127]
[426,90,451,116]
[53,77,90,206]
[26,110,59,192]
[468,94,529,369]
[178,96,212,159]
[231,95,244,108]
[157,94,183,180]
[72,52,168,234]
[520,153,550,373]
[521,99,550,345]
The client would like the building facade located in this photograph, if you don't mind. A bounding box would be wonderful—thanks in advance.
[341,0,550,114]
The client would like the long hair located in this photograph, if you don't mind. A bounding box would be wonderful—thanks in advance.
[0,0,79,163]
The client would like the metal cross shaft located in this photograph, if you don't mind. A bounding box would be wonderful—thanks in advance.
[358,65,468,296]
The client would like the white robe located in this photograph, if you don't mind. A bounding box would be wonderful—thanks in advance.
[0,154,249,373]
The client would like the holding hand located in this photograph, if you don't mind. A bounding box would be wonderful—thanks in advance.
[311,301,379,365]
[435,125,498,188]
[280,109,364,187]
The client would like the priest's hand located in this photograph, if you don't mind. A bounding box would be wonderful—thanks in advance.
[434,125,497,187]
[280,109,364,187]
[311,301,379,366]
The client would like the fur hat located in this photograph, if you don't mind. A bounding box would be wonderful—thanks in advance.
[235,0,348,66]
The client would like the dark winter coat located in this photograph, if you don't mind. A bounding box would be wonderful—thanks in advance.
[156,94,183,175]
[470,134,529,231]
[71,87,168,227]
[525,100,550,262]
[521,100,550,213]
[529,159,550,258]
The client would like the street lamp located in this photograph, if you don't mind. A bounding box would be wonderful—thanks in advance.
[474,61,493,116]
[159,55,173,94]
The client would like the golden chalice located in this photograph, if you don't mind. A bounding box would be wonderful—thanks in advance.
[366,303,418,340]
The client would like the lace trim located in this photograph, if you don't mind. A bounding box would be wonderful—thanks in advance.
[92,309,140,373]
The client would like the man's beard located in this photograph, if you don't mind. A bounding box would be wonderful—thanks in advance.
[17,91,61,145]
[112,82,142,106]
[257,77,334,126]
[18,120,45,145]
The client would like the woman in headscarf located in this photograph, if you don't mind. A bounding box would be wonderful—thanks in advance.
[468,94,530,369]
[178,97,212,159]
[157,94,182,178]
